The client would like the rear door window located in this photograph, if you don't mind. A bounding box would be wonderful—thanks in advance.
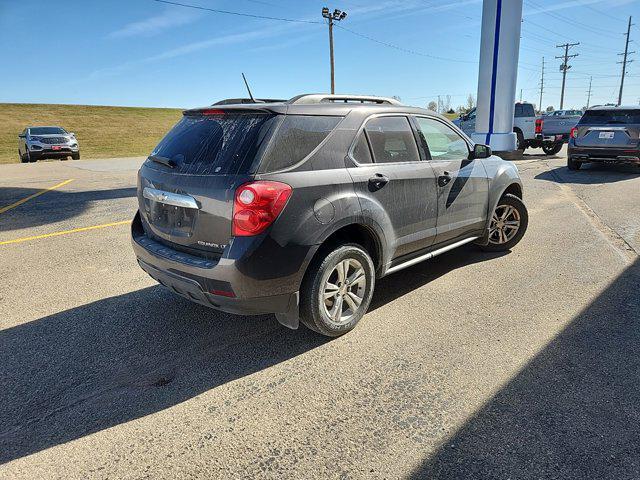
[149,112,278,175]
[580,109,640,125]
[259,115,342,172]
[364,116,420,164]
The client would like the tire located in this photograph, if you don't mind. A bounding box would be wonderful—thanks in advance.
[72,152,80,160]
[542,142,563,155]
[515,130,525,152]
[481,194,528,252]
[299,244,375,337]
[567,157,582,170]
[19,150,28,163]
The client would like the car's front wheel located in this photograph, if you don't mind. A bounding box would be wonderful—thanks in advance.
[300,244,375,337]
[72,152,80,160]
[481,194,528,252]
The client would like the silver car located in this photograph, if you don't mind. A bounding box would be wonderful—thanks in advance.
[18,126,80,163]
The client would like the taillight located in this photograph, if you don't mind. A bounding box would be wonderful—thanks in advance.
[232,181,292,236]
[535,118,543,134]
[570,127,578,139]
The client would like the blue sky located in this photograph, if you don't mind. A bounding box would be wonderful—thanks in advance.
[0,0,638,110]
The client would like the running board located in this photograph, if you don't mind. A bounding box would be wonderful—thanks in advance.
[385,236,479,275]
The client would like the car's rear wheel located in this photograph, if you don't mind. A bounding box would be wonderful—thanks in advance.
[515,130,526,152]
[567,157,582,170]
[542,142,563,155]
[481,194,528,252]
[300,244,375,337]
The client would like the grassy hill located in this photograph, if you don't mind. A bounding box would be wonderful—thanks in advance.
[0,103,183,164]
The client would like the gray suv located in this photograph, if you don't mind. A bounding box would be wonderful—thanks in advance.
[18,126,80,163]
[131,94,528,337]
[568,106,640,170]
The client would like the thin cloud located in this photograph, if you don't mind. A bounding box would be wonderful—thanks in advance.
[88,23,307,79]
[107,7,200,39]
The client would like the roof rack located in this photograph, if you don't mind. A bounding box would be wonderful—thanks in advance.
[288,94,403,106]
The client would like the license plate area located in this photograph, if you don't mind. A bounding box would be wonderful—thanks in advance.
[599,131,615,139]
[145,200,197,238]
[52,145,62,150]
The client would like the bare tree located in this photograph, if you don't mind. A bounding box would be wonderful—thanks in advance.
[466,94,476,111]
[427,101,438,111]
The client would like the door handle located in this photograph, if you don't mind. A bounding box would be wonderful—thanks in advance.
[368,173,389,191]
[438,172,452,187]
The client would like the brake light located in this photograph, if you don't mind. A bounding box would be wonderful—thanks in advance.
[570,127,578,139]
[201,109,226,116]
[232,181,292,236]
[535,118,543,134]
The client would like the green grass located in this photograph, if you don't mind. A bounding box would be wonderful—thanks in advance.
[0,103,183,164]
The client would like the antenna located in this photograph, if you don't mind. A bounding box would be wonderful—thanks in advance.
[242,73,256,103]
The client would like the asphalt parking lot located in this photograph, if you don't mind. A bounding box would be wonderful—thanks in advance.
[1,149,639,479]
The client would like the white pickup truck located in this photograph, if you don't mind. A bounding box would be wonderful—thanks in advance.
[453,102,537,152]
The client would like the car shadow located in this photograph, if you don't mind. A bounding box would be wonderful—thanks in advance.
[412,257,640,479]
[370,245,508,312]
[535,163,640,185]
[0,187,137,232]
[0,244,506,464]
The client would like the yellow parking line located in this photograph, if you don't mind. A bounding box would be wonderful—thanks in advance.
[0,220,130,246]
[0,178,75,214]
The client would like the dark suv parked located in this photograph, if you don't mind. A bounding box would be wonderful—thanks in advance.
[568,106,640,170]
[132,94,528,337]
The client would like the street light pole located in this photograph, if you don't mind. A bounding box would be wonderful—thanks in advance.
[322,7,347,94]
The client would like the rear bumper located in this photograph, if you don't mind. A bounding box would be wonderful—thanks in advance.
[536,133,568,142]
[568,145,640,164]
[130,212,306,316]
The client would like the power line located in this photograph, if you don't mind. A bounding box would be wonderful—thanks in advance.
[334,24,477,64]
[556,42,580,109]
[151,0,322,24]
[617,16,635,105]
[524,0,621,39]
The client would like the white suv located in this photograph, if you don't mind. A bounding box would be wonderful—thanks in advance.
[454,102,536,151]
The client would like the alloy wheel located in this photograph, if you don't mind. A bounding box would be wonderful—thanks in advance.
[488,204,521,245]
[322,258,367,326]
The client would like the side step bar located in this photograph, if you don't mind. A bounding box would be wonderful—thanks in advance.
[386,236,479,275]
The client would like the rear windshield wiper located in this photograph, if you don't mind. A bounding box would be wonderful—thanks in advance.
[148,155,176,168]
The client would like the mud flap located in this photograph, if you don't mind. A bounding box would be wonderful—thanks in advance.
[275,292,300,330]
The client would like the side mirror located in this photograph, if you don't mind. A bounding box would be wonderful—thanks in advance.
[460,115,468,122]
[18,134,25,138]
[471,144,492,159]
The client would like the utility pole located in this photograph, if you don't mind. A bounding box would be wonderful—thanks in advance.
[321,7,347,94]
[617,16,635,106]
[556,42,580,109]
[539,57,545,113]
[520,89,523,102]
[586,76,592,109]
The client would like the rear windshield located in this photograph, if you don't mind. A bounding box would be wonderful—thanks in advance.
[580,109,640,125]
[258,115,342,172]
[148,113,278,175]
[30,127,66,135]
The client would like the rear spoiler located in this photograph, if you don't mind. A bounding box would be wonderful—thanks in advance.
[183,106,277,116]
